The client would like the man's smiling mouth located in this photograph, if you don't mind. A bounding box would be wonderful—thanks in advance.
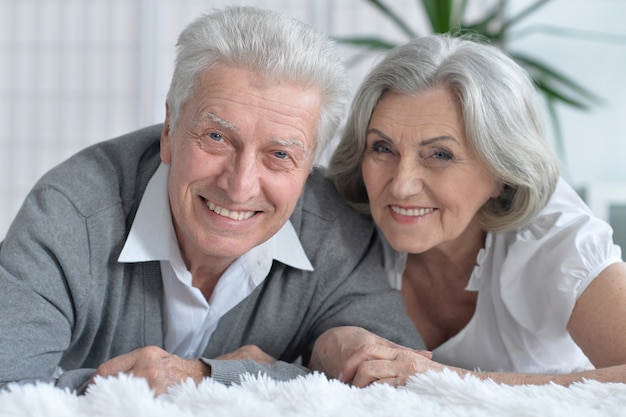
[206,200,256,220]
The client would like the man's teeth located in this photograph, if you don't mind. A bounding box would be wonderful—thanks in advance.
[391,206,434,217]
[207,201,255,220]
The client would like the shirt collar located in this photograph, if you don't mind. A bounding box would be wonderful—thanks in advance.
[118,163,313,278]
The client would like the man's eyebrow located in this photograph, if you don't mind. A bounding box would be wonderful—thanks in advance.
[201,112,236,130]
[272,138,305,147]
[271,138,308,155]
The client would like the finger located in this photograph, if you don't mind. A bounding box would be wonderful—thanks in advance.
[371,376,407,387]
[94,346,167,377]
[349,349,441,388]
[414,349,433,360]
[341,343,404,383]
[94,351,138,377]
[350,359,404,388]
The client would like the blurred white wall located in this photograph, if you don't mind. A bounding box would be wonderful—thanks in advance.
[1,0,625,245]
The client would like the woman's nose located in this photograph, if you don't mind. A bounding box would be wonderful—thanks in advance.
[389,159,424,199]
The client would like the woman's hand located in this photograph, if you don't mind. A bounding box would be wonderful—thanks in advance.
[309,326,434,386]
[341,343,447,387]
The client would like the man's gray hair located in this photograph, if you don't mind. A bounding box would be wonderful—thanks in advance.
[166,6,348,164]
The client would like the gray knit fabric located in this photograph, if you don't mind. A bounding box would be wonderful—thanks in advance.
[0,125,423,392]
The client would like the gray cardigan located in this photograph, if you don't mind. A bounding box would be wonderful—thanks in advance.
[0,125,423,392]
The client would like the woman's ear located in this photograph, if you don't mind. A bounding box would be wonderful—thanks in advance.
[491,181,505,199]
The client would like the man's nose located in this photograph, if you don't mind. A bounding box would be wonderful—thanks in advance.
[218,152,261,203]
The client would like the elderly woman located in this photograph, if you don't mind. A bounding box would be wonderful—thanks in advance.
[313,34,626,386]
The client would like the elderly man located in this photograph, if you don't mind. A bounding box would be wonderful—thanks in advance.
[0,6,423,395]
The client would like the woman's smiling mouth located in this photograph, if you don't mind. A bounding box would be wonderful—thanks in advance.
[390,205,435,217]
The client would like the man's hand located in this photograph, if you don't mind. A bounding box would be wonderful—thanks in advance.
[215,344,277,363]
[91,346,210,396]
[309,326,433,386]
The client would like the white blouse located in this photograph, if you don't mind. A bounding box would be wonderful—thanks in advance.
[383,178,623,373]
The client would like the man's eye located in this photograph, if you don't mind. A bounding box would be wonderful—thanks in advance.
[274,151,289,159]
[208,132,223,142]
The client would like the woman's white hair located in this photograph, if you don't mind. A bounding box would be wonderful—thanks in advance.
[328,34,560,232]
[166,6,348,164]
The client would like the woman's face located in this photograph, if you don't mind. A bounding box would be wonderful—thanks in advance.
[361,88,501,254]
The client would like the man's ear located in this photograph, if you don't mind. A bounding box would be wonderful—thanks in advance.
[160,103,172,164]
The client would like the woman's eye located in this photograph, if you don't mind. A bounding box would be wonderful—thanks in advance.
[372,141,392,153]
[432,150,453,160]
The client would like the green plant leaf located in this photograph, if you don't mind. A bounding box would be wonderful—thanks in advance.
[511,52,604,107]
[457,6,501,40]
[533,78,590,110]
[500,0,552,33]
[332,36,398,50]
[420,0,454,33]
[450,0,469,27]
[362,0,417,38]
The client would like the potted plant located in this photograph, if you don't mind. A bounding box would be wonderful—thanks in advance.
[334,0,606,175]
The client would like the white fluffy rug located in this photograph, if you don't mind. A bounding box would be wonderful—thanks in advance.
[2,370,625,417]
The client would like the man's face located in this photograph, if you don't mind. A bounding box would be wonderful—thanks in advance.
[161,66,322,273]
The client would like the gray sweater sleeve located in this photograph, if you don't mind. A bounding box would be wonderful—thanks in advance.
[0,186,91,391]
[201,359,310,386]
[0,129,164,393]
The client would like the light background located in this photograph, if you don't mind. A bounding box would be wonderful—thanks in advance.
[1,0,625,248]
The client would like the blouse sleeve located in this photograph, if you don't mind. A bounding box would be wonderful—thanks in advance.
[498,179,622,336]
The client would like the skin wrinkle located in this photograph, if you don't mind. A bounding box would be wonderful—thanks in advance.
[193,112,311,163]
[160,65,322,284]
[193,70,317,159]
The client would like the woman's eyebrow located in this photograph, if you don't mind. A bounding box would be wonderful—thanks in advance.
[367,128,457,145]
[419,136,458,146]
[366,128,391,140]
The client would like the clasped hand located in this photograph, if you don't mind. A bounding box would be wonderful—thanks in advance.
[90,329,437,395]
[309,326,439,387]
[90,344,276,396]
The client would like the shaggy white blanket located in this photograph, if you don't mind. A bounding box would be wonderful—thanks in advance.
[1,370,624,417]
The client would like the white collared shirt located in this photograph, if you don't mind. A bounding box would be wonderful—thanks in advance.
[118,163,313,358]
[382,179,622,373]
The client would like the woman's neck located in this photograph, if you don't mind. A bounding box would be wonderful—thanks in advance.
[406,217,487,286]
